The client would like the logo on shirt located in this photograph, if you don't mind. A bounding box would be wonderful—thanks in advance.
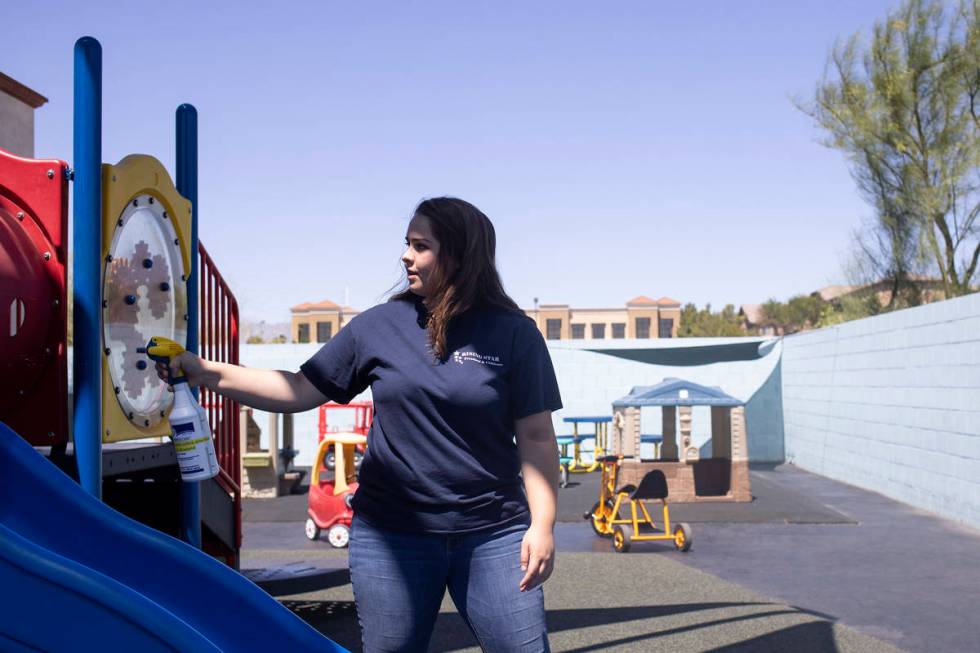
[452,350,503,367]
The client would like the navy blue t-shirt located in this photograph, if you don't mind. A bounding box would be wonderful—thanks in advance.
[300,294,563,534]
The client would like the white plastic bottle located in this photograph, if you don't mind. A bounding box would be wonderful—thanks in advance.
[170,379,220,481]
[145,336,220,482]
[168,380,220,481]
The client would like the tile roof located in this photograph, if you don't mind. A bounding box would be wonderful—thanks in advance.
[291,299,341,312]
[626,295,658,306]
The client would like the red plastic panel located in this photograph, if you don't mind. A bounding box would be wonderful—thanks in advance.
[0,147,68,445]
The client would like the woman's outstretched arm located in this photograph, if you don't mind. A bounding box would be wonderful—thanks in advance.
[155,352,328,414]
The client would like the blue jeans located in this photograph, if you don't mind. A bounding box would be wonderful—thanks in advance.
[349,515,550,653]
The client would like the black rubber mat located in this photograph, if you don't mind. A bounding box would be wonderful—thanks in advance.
[560,465,856,525]
[245,465,855,525]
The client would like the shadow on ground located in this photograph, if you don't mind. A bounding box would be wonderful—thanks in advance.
[283,599,850,653]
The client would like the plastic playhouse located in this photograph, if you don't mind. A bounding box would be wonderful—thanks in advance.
[609,378,752,502]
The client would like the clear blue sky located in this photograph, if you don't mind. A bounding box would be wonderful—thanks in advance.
[7,1,902,321]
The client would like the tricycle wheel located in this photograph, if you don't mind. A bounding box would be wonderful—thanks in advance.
[327,524,351,548]
[612,526,631,553]
[324,451,336,470]
[305,518,321,541]
[673,523,692,552]
[588,500,617,538]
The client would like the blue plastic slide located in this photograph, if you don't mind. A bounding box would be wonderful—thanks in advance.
[0,421,349,652]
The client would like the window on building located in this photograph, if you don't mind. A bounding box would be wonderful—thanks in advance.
[297,323,310,343]
[571,323,585,339]
[612,323,626,339]
[546,319,562,340]
[316,321,333,343]
[635,317,651,339]
[658,318,674,338]
[591,323,606,339]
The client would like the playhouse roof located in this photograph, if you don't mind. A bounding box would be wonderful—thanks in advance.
[612,377,743,408]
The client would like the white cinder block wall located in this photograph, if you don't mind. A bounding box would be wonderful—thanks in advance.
[241,337,784,468]
[781,293,980,530]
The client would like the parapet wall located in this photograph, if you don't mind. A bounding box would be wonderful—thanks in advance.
[781,293,980,531]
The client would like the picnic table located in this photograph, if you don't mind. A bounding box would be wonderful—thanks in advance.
[559,416,612,476]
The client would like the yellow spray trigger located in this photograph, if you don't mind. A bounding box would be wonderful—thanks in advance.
[145,337,188,384]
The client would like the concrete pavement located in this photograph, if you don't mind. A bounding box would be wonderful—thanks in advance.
[241,463,980,651]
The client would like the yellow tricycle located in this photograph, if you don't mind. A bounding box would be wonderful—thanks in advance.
[584,455,692,553]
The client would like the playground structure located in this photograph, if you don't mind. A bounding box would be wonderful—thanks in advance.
[0,38,348,650]
[610,378,752,502]
[0,422,342,651]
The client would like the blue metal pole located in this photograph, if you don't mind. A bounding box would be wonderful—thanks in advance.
[73,37,103,498]
[176,104,201,548]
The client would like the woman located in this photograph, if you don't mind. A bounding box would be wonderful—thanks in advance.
[158,197,562,652]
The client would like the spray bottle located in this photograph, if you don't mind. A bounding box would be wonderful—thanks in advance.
[145,336,220,482]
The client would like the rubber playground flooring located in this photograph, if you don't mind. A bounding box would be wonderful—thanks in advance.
[555,463,856,525]
[243,547,899,653]
[242,464,980,652]
[243,462,855,526]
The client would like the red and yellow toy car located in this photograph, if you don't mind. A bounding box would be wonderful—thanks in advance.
[305,432,367,548]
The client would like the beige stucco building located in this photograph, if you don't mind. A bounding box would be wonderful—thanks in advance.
[291,294,681,343]
[527,295,681,340]
[0,72,47,157]
[290,300,360,343]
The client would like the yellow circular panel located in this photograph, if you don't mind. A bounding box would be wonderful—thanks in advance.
[102,193,187,427]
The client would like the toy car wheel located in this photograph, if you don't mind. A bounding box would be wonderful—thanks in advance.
[305,518,321,541]
[612,526,631,553]
[327,524,351,548]
[324,451,336,470]
[673,523,692,552]
[354,451,363,468]
[588,500,617,538]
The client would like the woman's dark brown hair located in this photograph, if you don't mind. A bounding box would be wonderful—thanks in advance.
[391,197,521,361]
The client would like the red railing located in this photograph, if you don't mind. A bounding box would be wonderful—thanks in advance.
[198,242,241,553]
